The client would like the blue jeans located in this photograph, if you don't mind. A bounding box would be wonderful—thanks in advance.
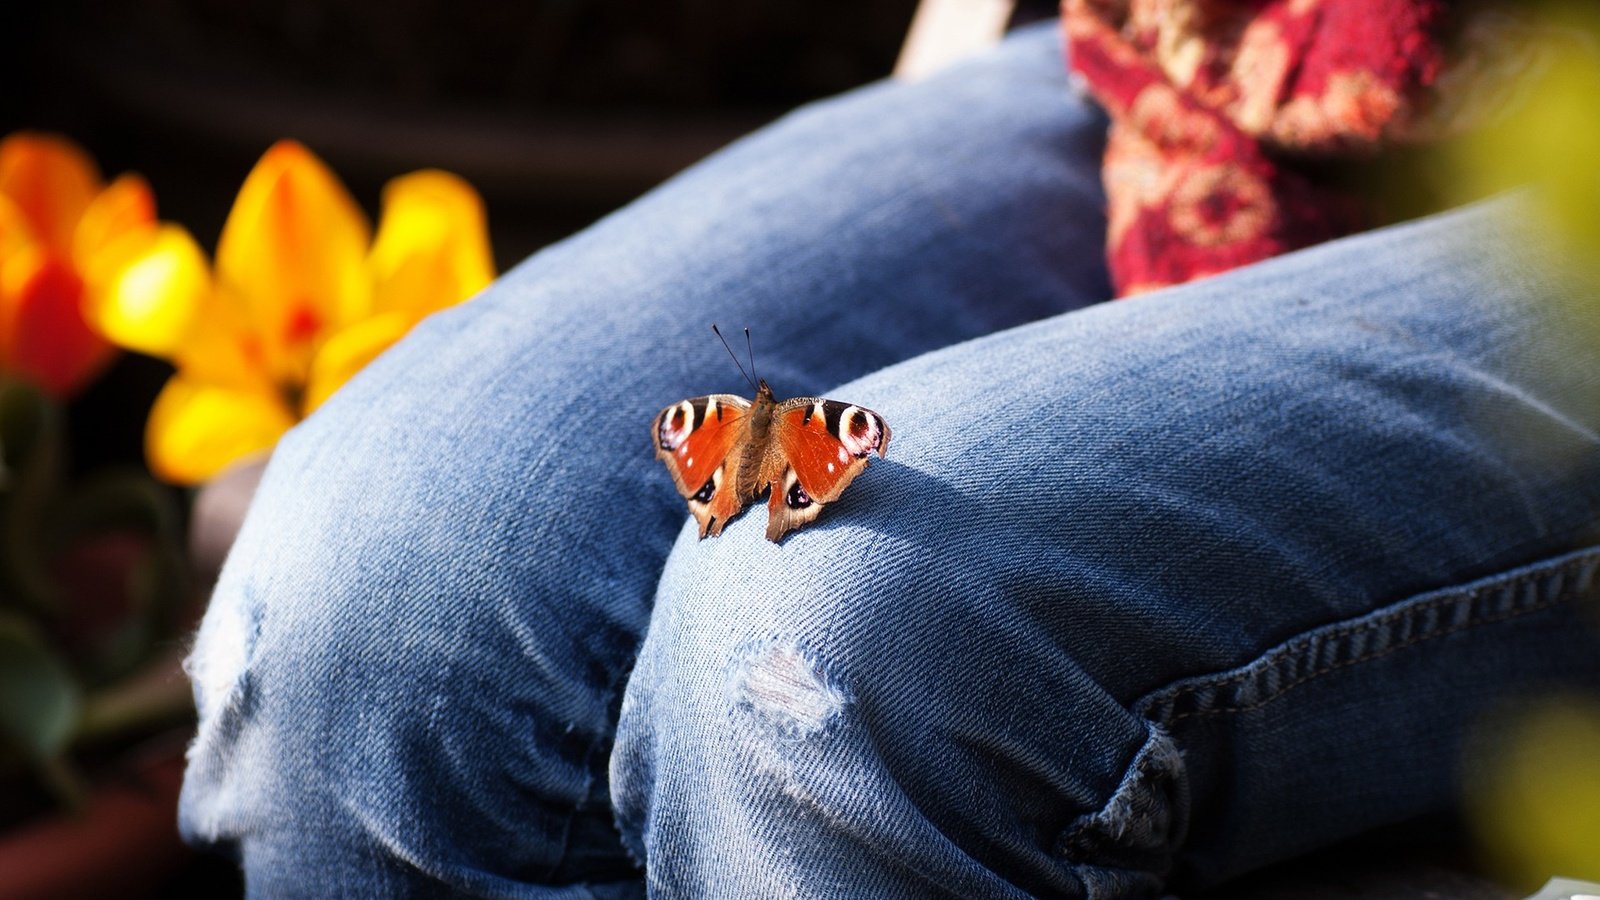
[179,21,1600,898]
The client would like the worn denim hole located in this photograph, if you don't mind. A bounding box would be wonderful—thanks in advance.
[729,640,848,737]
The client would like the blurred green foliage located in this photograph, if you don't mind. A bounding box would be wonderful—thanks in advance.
[0,377,191,818]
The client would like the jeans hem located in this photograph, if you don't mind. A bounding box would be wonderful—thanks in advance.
[1134,545,1600,726]
[1054,723,1189,899]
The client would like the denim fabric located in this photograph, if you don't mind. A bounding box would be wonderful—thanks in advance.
[178,19,1600,900]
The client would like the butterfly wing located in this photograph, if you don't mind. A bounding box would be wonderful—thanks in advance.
[762,397,891,541]
[653,394,753,538]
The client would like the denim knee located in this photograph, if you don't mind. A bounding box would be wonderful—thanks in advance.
[178,379,647,893]
[613,197,1600,897]
[611,516,1188,898]
[176,22,1118,891]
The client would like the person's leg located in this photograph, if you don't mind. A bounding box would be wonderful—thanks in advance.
[616,196,1600,896]
[178,21,1112,896]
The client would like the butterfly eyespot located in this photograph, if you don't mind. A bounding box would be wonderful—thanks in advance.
[658,403,693,450]
[848,412,870,439]
[835,407,881,458]
[786,480,813,509]
[692,476,716,503]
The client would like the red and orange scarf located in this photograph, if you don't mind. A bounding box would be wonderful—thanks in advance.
[1062,0,1543,295]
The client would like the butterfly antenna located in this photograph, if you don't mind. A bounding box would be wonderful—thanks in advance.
[711,323,757,391]
[744,327,757,385]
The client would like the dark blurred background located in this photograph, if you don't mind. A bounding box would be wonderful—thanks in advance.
[0,0,948,484]
[3,0,934,259]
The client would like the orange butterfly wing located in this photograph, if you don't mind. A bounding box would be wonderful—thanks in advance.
[763,398,890,541]
[653,394,752,537]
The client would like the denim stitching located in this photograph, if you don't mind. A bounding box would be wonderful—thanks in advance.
[1159,591,1561,723]
[1137,547,1599,725]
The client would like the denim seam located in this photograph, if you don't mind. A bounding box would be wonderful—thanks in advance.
[1136,546,1599,725]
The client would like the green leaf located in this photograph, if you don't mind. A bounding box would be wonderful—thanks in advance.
[54,468,183,541]
[52,470,192,680]
[0,614,82,760]
[0,379,65,615]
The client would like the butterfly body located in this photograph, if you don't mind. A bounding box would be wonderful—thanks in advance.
[653,379,890,542]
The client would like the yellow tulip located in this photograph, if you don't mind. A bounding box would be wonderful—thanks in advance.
[88,140,495,484]
[0,132,157,398]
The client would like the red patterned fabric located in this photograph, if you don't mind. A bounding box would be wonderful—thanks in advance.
[1061,0,1532,295]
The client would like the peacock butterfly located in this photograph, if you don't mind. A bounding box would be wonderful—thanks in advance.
[652,327,891,542]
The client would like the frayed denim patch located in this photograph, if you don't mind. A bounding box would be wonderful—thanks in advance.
[179,584,265,844]
[1057,724,1189,899]
[183,583,263,726]
[728,639,849,739]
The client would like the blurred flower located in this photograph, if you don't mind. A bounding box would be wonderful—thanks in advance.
[1467,693,1600,888]
[87,140,495,484]
[0,133,157,398]
[1445,2,1600,272]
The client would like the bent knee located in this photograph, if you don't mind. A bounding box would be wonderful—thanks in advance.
[181,448,637,886]
[612,528,1188,895]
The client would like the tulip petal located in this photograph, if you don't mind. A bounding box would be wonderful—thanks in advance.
[215,141,371,386]
[302,310,413,415]
[146,375,294,485]
[72,174,157,269]
[84,224,209,359]
[0,133,101,255]
[0,194,34,367]
[177,286,280,393]
[0,192,30,259]
[369,170,495,319]
[4,249,114,398]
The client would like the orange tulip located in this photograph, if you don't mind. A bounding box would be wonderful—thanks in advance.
[0,133,157,398]
[87,140,495,484]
